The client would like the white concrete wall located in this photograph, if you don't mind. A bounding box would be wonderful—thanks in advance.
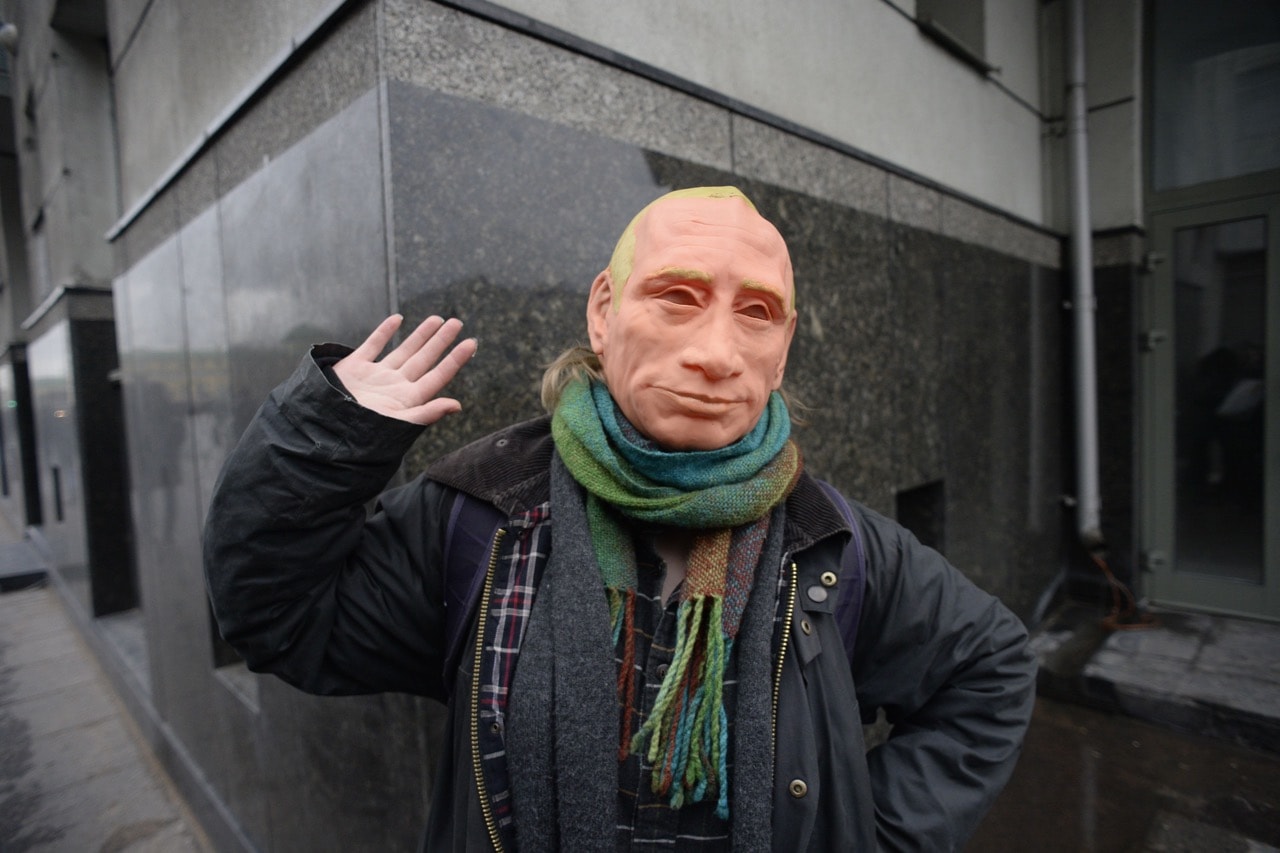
[1083,0,1142,230]
[496,0,1049,224]
[101,0,1143,232]
[107,0,338,209]
[0,0,117,298]
[1040,0,1144,232]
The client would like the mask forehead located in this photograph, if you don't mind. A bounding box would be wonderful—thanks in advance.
[630,197,795,311]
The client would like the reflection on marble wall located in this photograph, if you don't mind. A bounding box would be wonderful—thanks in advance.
[28,323,85,592]
[0,357,35,529]
[27,313,134,617]
[113,84,440,853]
[388,82,732,466]
[179,205,233,523]
[114,231,208,727]
[219,87,390,434]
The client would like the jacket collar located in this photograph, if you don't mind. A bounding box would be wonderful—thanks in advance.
[425,415,852,552]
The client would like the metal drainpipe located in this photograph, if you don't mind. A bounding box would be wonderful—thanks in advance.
[1066,0,1105,550]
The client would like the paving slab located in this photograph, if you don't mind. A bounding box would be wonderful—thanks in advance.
[0,585,211,853]
[1034,601,1280,755]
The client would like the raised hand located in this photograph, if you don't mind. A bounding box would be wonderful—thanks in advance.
[331,314,478,426]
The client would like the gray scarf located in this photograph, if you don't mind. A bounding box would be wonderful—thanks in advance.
[506,454,781,850]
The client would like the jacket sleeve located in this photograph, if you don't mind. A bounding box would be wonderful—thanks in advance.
[848,504,1037,852]
[203,345,454,700]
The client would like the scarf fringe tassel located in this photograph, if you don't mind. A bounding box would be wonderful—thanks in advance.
[619,595,733,818]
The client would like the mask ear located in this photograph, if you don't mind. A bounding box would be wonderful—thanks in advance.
[586,269,614,357]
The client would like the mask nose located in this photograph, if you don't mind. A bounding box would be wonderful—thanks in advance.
[680,315,744,380]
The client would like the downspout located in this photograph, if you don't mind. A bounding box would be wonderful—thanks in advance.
[1065,0,1104,551]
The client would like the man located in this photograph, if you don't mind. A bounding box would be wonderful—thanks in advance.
[205,186,1035,851]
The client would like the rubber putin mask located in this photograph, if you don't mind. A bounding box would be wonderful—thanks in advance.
[587,193,796,451]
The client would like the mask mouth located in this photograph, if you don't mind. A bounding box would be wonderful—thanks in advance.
[661,388,741,405]
[651,387,748,413]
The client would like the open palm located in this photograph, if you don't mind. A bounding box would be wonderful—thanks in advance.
[331,314,478,425]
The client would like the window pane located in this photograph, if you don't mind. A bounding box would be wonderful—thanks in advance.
[1173,217,1266,583]
[1152,0,1280,191]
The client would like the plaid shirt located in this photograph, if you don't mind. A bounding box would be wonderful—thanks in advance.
[474,503,553,849]
[474,512,787,850]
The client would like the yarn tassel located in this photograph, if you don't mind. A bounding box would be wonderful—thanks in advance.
[613,589,639,760]
[623,594,732,811]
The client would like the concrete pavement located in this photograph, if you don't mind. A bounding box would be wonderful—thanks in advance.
[0,527,210,852]
[1033,599,1280,755]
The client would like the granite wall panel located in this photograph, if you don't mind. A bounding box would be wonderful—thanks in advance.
[0,360,21,527]
[254,685,432,850]
[113,229,227,806]
[212,1,380,213]
[212,83,446,852]
[382,0,733,173]
[387,82,730,466]
[218,86,390,434]
[859,217,1064,618]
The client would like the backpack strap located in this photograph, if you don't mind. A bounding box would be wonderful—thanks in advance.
[441,489,506,695]
[815,479,868,661]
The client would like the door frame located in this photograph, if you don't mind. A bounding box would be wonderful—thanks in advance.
[1140,193,1280,621]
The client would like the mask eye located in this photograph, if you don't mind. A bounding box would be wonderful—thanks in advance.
[737,302,773,321]
[658,288,699,306]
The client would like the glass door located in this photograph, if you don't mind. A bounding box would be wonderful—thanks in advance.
[1143,197,1279,620]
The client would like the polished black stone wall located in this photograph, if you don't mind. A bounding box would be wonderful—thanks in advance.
[114,87,440,852]
[0,348,41,529]
[26,310,135,618]
[389,81,1067,619]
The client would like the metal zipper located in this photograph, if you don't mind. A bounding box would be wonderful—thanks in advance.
[470,528,506,852]
[771,560,799,758]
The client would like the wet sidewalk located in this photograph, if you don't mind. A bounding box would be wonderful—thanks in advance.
[0,525,211,852]
[974,694,1280,851]
[985,598,1280,851]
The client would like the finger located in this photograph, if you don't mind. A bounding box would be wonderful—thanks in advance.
[410,336,478,403]
[404,397,464,427]
[400,317,466,380]
[382,315,445,370]
[349,314,404,363]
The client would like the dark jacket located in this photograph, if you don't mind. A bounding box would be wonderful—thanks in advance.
[204,349,1037,852]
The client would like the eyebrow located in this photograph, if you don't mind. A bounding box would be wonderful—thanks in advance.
[742,279,791,314]
[649,266,713,283]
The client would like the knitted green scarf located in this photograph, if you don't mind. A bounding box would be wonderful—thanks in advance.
[551,379,800,818]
